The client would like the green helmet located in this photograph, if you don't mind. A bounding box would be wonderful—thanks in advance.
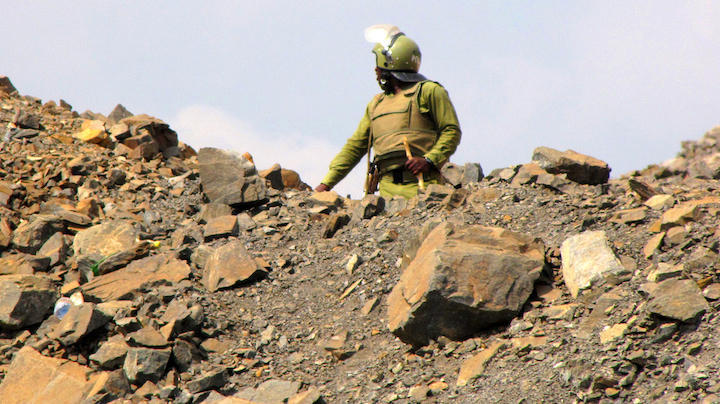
[365,25,426,82]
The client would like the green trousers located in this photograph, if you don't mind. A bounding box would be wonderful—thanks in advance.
[378,175,439,199]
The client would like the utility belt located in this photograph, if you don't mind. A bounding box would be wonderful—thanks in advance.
[375,152,435,184]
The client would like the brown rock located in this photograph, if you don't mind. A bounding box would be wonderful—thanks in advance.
[12,215,63,254]
[643,232,665,259]
[0,76,17,94]
[89,335,130,369]
[532,146,610,185]
[0,346,103,403]
[74,119,111,146]
[281,168,311,190]
[610,207,647,224]
[511,163,547,186]
[198,147,267,206]
[647,279,709,322]
[323,213,350,238]
[457,341,505,386]
[49,303,111,345]
[388,222,544,347]
[204,215,239,241]
[0,274,56,330]
[259,163,284,190]
[202,239,266,292]
[72,220,138,263]
[309,191,342,207]
[82,254,190,301]
[197,203,233,224]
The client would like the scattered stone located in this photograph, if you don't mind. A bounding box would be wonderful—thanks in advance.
[49,303,111,345]
[532,146,610,184]
[187,367,228,394]
[560,231,629,298]
[235,379,301,403]
[90,335,130,369]
[0,274,56,329]
[198,147,267,206]
[323,213,350,238]
[647,263,683,282]
[610,207,647,224]
[457,341,505,386]
[204,215,240,241]
[123,347,171,385]
[202,239,266,292]
[645,194,675,210]
[647,279,709,322]
[82,254,190,301]
[0,347,102,403]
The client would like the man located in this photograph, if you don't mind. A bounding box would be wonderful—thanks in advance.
[315,25,461,199]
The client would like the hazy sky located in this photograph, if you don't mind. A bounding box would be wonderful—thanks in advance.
[5,1,720,197]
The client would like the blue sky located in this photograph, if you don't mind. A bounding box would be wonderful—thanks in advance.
[5,1,720,197]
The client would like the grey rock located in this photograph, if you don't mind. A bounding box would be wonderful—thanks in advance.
[0,275,56,330]
[353,195,385,220]
[235,379,301,403]
[13,110,41,129]
[198,147,267,206]
[561,231,629,298]
[202,239,266,292]
[107,104,133,125]
[461,162,484,186]
[12,215,63,254]
[197,203,232,224]
[172,339,203,372]
[49,303,111,345]
[440,162,464,188]
[89,335,129,369]
[532,146,610,185]
[186,367,228,393]
[123,347,171,384]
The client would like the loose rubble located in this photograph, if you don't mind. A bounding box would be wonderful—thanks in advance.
[0,75,720,403]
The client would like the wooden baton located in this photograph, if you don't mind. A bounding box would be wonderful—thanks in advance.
[402,136,424,190]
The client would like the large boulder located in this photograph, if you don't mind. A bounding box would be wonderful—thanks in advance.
[0,275,57,330]
[387,222,544,347]
[532,146,610,185]
[561,231,629,298]
[198,147,267,206]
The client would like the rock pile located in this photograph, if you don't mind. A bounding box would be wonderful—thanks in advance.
[0,75,720,403]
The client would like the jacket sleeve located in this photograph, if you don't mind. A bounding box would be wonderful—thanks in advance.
[320,102,373,189]
[419,82,462,167]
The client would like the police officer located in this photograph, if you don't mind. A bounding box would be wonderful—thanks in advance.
[315,25,461,199]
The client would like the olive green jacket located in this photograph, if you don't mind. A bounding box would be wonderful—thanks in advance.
[320,81,461,189]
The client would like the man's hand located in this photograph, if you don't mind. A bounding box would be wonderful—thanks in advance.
[314,183,331,192]
[405,157,431,176]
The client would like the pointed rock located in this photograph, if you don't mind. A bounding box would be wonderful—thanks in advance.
[198,147,267,206]
[0,274,56,330]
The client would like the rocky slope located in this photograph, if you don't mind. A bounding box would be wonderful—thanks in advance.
[0,75,719,404]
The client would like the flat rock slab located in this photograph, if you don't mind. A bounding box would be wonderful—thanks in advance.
[532,146,610,185]
[457,340,505,386]
[647,279,709,322]
[198,147,267,205]
[0,346,102,403]
[202,239,266,292]
[388,222,544,347]
[235,379,301,403]
[90,335,130,369]
[72,220,139,261]
[0,274,57,330]
[561,231,629,298]
[82,253,190,301]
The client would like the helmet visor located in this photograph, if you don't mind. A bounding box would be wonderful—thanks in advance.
[390,71,427,83]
